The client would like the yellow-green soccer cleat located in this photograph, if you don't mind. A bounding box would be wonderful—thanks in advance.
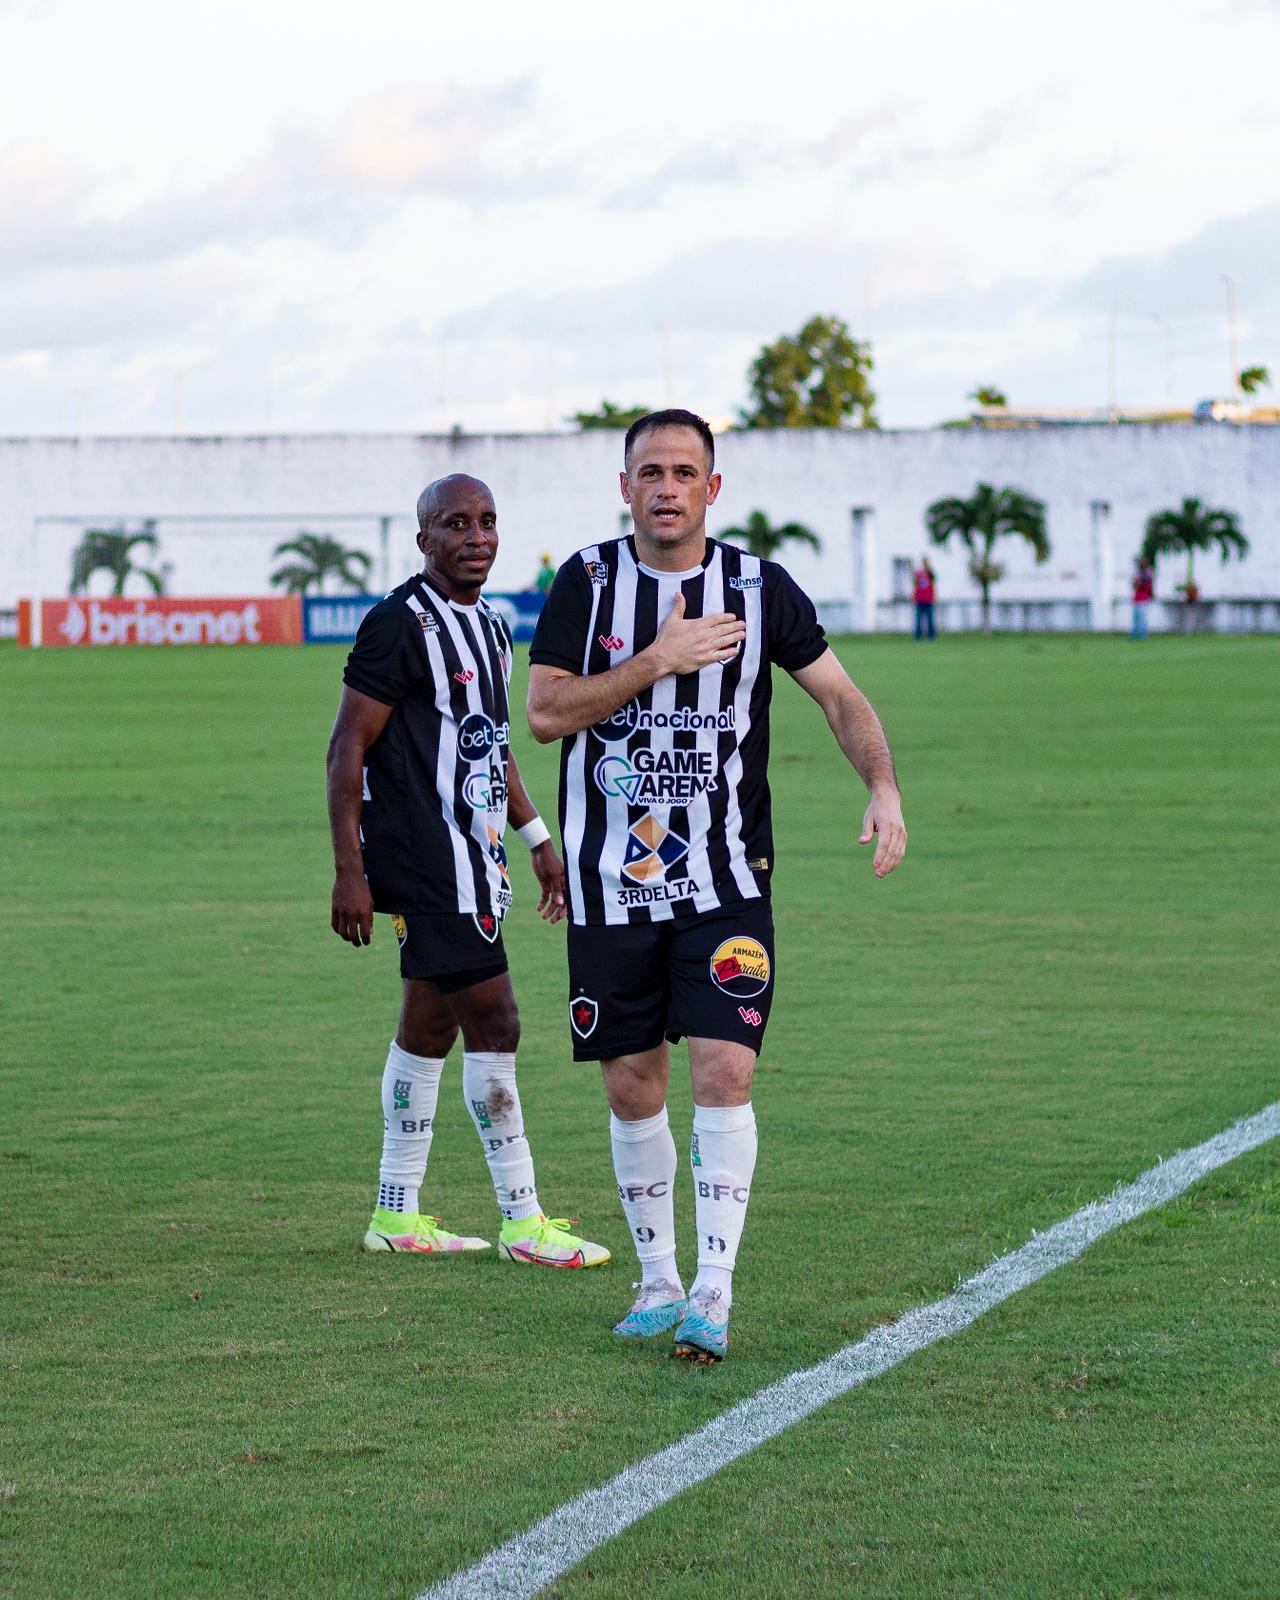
[363,1209,490,1254]
[497,1215,611,1269]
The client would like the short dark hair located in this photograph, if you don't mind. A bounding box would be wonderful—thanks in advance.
[623,408,715,472]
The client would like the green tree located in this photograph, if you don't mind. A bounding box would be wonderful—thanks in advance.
[1239,365,1271,396]
[740,314,876,429]
[569,400,652,430]
[69,521,165,596]
[968,384,1008,408]
[925,482,1049,631]
[1139,497,1249,600]
[270,532,372,596]
[719,509,822,560]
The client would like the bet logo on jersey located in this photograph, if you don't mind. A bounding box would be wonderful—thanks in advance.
[621,814,690,884]
[457,712,510,763]
[709,936,771,998]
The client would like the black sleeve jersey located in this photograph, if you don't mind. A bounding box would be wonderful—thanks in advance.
[340,575,516,921]
[531,536,828,925]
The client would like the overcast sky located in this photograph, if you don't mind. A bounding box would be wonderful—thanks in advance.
[3,0,1278,434]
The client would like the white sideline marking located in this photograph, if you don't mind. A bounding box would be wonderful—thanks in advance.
[418,1100,1280,1600]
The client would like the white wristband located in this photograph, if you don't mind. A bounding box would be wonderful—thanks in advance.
[516,817,551,849]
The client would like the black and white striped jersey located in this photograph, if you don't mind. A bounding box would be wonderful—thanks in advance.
[529,535,828,926]
[343,572,515,920]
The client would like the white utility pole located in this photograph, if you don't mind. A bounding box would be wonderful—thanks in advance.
[1090,499,1114,632]
[850,506,877,633]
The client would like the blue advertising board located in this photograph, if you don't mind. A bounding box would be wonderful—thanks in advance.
[303,591,546,645]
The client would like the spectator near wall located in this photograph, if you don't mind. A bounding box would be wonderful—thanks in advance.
[913,559,937,641]
[1132,560,1155,641]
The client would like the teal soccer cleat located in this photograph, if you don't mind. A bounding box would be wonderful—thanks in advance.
[613,1280,688,1338]
[672,1285,730,1362]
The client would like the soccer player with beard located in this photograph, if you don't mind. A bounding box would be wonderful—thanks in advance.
[527,412,906,1359]
[328,473,608,1269]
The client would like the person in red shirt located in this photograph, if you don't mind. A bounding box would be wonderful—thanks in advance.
[913,559,937,641]
[1132,559,1155,639]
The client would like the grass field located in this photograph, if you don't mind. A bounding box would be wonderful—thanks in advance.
[2,633,1278,1600]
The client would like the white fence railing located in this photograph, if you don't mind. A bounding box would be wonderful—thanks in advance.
[809,597,1280,635]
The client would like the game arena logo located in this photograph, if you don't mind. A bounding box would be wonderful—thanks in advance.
[709,936,771,998]
[457,712,511,762]
[21,597,302,648]
[594,749,718,805]
[591,702,736,742]
[462,767,508,812]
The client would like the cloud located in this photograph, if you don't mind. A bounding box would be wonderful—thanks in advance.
[0,77,568,285]
[1058,201,1280,320]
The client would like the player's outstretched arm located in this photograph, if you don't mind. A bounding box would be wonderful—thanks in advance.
[506,751,567,923]
[326,686,393,945]
[527,594,746,742]
[790,649,907,879]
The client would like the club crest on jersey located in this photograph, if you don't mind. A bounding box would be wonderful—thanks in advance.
[473,910,502,944]
[583,560,610,586]
[729,575,762,590]
[595,749,718,804]
[569,994,599,1039]
[709,936,771,999]
[621,814,689,884]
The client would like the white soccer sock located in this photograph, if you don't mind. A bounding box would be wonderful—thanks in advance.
[463,1052,541,1221]
[610,1107,681,1290]
[376,1040,445,1216]
[690,1102,758,1307]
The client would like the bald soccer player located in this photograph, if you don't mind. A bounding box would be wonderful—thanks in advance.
[327,474,609,1267]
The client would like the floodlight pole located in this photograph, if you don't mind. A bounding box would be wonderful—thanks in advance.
[1222,274,1241,400]
[850,505,876,633]
[379,516,391,592]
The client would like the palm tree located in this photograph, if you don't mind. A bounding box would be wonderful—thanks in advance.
[1239,365,1271,397]
[271,532,372,596]
[719,509,822,560]
[925,482,1049,631]
[1139,497,1248,601]
[968,384,1008,408]
[69,522,165,596]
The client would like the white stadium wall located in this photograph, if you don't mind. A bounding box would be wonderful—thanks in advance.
[1,425,1277,624]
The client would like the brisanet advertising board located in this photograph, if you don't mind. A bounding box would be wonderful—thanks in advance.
[303,591,546,645]
[18,597,303,647]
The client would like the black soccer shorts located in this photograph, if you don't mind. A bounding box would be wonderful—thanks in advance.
[389,910,509,993]
[565,899,775,1062]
